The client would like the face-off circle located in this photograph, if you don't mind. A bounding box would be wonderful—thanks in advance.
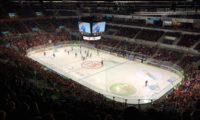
[81,61,103,69]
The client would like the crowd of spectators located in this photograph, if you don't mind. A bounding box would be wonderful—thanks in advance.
[106,17,200,32]
[0,43,128,120]
[1,44,200,120]
[134,44,158,56]
[152,70,200,120]
[107,24,200,48]
[93,38,186,64]
[195,43,200,52]
[177,34,200,47]
[7,32,71,52]
[114,27,141,38]
[106,23,200,50]
[106,25,165,42]
[165,32,181,38]
[89,37,199,68]
[0,15,200,120]
[153,48,184,63]
[178,54,200,69]
[136,29,164,42]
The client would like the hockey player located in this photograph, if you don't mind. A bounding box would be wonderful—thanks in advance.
[145,80,148,87]
[101,60,103,66]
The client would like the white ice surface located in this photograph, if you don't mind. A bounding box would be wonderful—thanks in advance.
[28,46,182,104]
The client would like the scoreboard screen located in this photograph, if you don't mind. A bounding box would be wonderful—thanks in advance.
[78,21,106,40]
[92,22,106,34]
[78,21,91,34]
[83,36,101,41]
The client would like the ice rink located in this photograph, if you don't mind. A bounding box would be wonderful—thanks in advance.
[27,45,182,104]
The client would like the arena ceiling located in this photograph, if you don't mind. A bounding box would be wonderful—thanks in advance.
[7,0,199,9]
[2,0,199,15]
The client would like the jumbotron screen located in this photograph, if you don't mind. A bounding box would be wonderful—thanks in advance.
[78,21,91,34]
[78,21,106,40]
[92,22,106,34]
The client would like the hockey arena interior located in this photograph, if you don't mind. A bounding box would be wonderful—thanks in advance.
[0,0,200,120]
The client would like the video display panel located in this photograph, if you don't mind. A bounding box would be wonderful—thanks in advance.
[92,22,106,33]
[78,21,91,34]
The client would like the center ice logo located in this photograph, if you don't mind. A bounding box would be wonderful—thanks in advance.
[110,83,136,96]
[81,61,103,69]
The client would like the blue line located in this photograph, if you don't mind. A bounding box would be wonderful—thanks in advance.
[78,60,129,81]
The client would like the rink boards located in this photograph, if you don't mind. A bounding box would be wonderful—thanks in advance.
[27,44,183,104]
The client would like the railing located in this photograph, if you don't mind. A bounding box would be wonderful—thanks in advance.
[26,42,184,104]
